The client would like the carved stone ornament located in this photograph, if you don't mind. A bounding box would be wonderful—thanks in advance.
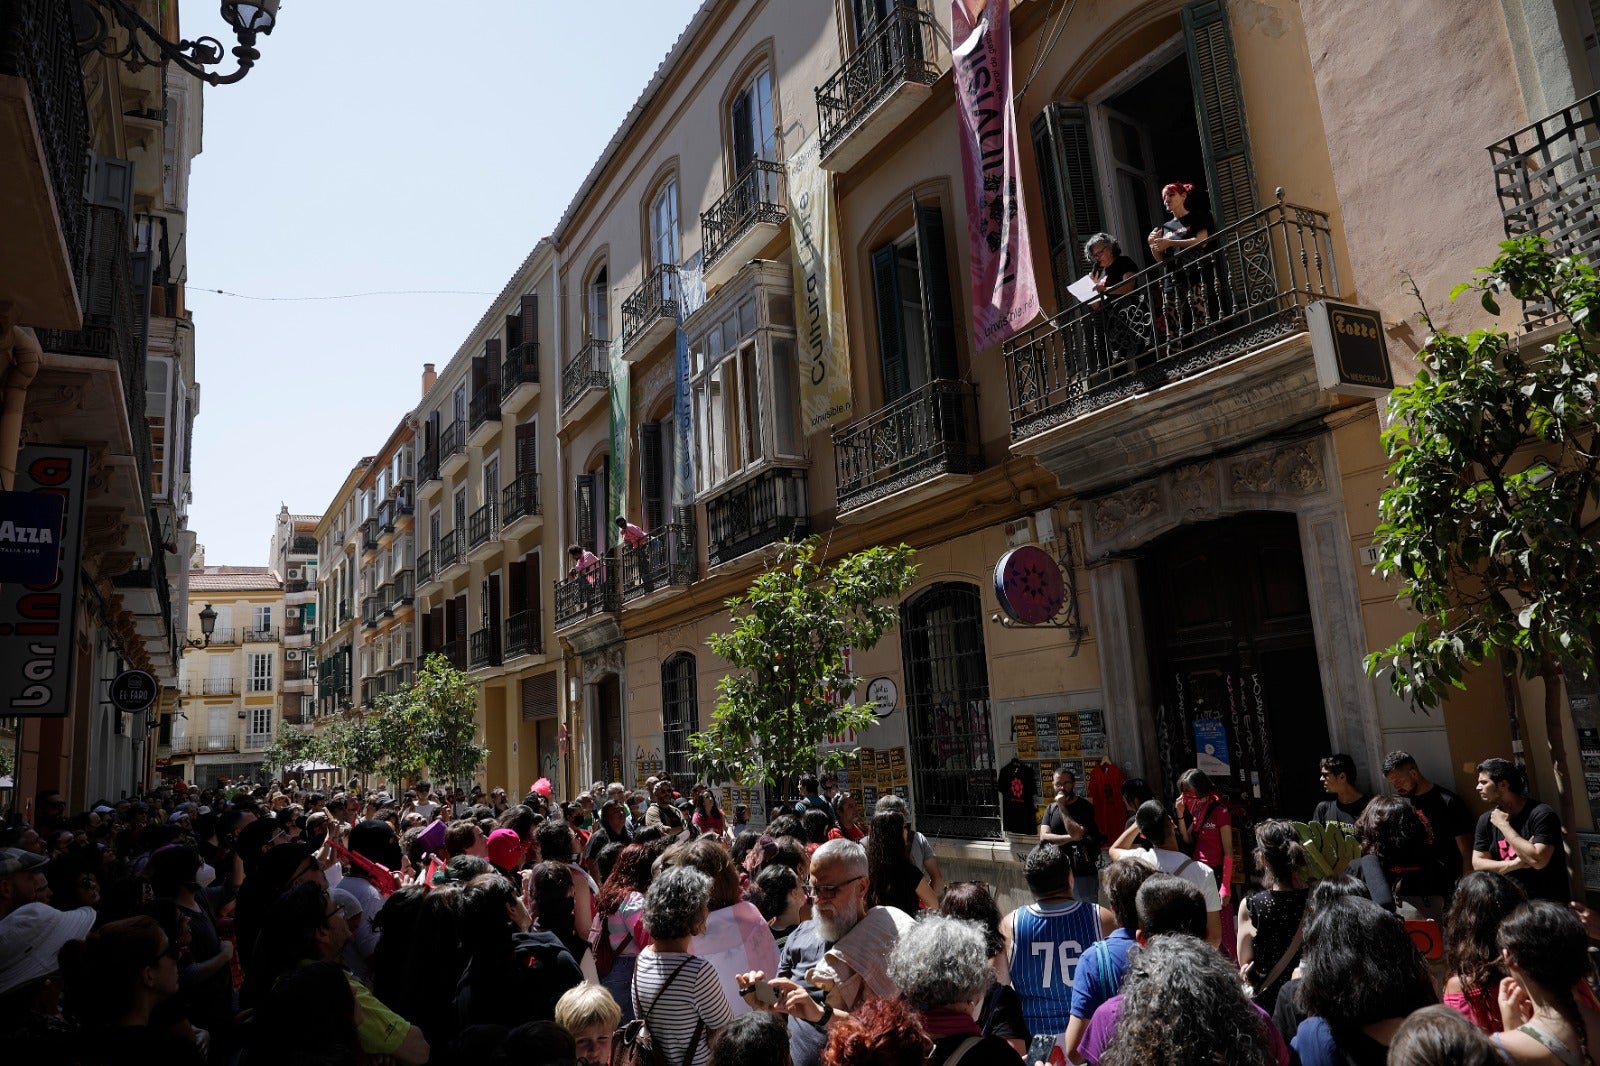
[1171,462,1217,520]
[1230,442,1326,496]
[584,642,625,682]
[1090,485,1159,541]
[1231,454,1277,495]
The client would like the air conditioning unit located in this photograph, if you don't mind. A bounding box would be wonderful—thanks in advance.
[286,650,301,661]
[287,567,303,581]
[286,606,301,619]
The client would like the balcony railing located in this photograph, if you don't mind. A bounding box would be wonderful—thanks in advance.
[437,638,467,670]
[374,584,394,616]
[0,0,89,282]
[197,626,237,646]
[169,734,241,754]
[621,523,697,602]
[439,420,466,462]
[816,2,941,158]
[706,466,811,567]
[291,534,318,556]
[469,388,501,432]
[184,678,237,696]
[376,500,395,533]
[391,569,414,607]
[37,204,150,513]
[468,501,499,550]
[285,579,310,594]
[420,448,440,484]
[833,380,982,513]
[1489,91,1600,323]
[361,597,378,628]
[504,609,542,659]
[468,626,501,669]
[702,159,787,269]
[502,471,541,525]
[501,340,540,399]
[243,627,280,643]
[436,530,462,572]
[555,559,620,628]
[284,659,308,682]
[417,549,433,584]
[561,339,611,415]
[621,264,680,351]
[284,616,306,637]
[394,480,414,516]
[1004,193,1338,439]
[361,519,378,551]
[338,601,352,624]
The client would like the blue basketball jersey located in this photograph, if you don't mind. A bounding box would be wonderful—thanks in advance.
[1008,899,1104,1039]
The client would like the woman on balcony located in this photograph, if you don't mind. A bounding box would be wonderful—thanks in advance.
[1083,232,1141,385]
[1147,182,1215,354]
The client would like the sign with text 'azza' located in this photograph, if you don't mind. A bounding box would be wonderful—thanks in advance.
[0,490,65,583]
[1307,300,1395,398]
[0,446,87,717]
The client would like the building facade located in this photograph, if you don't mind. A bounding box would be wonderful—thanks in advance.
[355,421,417,718]
[314,463,369,724]
[2,0,206,807]
[269,507,320,727]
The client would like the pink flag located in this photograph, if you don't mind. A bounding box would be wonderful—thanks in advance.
[952,0,1040,349]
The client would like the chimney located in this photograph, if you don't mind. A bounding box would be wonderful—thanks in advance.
[421,362,437,398]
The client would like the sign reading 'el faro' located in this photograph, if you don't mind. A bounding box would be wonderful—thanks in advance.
[0,445,87,717]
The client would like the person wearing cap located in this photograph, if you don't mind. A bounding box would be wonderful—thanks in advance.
[0,848,50,920]
[0,901,94,1050]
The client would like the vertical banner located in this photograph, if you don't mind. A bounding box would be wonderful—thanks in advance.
[607,336,628,546]
[674,252,706,508]
[0,445,87,717]
[785,133,853,432]
[952,0,1040,348]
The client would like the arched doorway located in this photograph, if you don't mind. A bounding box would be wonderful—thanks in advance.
[1138,512,1330,818]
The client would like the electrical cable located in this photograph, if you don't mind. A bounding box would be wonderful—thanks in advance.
[190,286,497,302]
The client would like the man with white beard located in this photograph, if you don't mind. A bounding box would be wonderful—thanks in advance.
[737,838,887,1066]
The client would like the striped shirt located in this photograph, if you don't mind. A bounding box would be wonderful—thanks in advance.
[1007,899,1104,1039]
[632,950,734,1066]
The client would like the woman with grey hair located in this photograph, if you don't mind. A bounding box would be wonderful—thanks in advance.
[885,915,1020,1065]
[1082,231,1142,383]
[633,865,733,1066]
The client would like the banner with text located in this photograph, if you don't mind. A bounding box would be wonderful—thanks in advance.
[952,0,1040,349]
[607,336,628,546]
[786,133,853,432]
[0,446,87,717]
[674,252,705,507]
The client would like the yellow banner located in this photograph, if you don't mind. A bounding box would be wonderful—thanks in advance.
[786,134,852,431]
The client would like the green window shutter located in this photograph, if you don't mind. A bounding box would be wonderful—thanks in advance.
[914,201,960,379]
[639,422,665,530]
[1029,104,1103,309]
[871,242,910,402]
[1183,0,1258,227]
[574,473,595,552]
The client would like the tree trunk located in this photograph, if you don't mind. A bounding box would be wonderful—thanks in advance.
[1539,658,1583,901]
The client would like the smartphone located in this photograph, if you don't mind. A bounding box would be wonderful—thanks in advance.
[750,981,780,1007]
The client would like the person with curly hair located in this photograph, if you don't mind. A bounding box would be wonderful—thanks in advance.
[818,996,928,1066]
[1352,794,1452,917]
[1097,934,1283,1066]
[887,915,1019,1065]
[1491,901,1600,1065]
[1236,819,1310,1012]
[1291,896,1437,1065]
[634,866,732,1066]
[1442,871,1526,1033]
[712,1011,793,1066]
[865,810,935,914]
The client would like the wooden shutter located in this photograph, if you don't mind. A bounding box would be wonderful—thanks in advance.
[471,355,487,394]
[131,251,153,350]
[914,202,959,380]
[443,598,457,642]
[508,559,527,614]
[484,339,502,393]
[639,422,665,530]
[426,411,439,456]
[521,672,559,722]
[574,473,595,552]
[85,152,135,215]
[505,312,521,351]
[521,292,539,340]
[732,87,755,172]
[1183,0,1258,228]
[427,606,443,653]
[871,242,910,402]
[1030,104,1104,309]
[515,420,538,475]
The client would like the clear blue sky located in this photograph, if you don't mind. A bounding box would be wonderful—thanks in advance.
[184,1,705,566]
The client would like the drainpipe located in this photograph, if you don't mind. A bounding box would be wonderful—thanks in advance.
[0,307,42,492]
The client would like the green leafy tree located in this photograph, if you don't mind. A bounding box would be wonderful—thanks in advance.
[691,536,918,789]
[261,725,323,775]
[320,710,383,782]
[1366,237,1600,891]
[398,653,489,790]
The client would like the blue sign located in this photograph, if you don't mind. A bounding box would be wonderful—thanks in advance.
[1193,718,1231,776]
[0,490,66,584]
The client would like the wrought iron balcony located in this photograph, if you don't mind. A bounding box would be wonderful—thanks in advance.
[198,626,238,645]
[621,523,697,602]
[420,448,440,485]
[833,380,982,514]
[417,549,433,584]
[375,583,394,617]
[468,626,501,670]
[291,534,318,556]
[706,465,811,567]
[338,602,352,624]
[361,519,378,551]
[621,264,680,354]
[1490,91,1600,323]
[391,569,414,608]
[501,340,540,400]
[702,159,787,270]
[554,558,619,629]
[435,530,462,572]
[437,638,467,671]
[284,616,305,637]
[438,420,466,462]
[361,598,378,628]
[816,2,940,161]
[183,678,237,696]
[504,608,542,659]
[394,480,414,516]
[170,734,240,754]
[468,501,499,550]
[561,339,611,415]
[243,626,280,643]
[502,471,541,526]
[1004,193,1338,439]
[377,500,395,533]
[469,388,501,433]
[285,579,310,594]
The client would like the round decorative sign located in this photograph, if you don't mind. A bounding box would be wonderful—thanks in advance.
[866,676,898,718]
[109,668,159,713]
[994,545,1065,625]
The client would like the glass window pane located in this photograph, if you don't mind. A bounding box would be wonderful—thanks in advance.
[740,344,758,463]
[770,337,802,457]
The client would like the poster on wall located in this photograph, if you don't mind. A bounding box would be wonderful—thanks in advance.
[1193,719,1231,777]
[1579,832,1600,892]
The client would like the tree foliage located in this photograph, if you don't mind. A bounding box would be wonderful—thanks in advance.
[1367,237,1600,890]
[261,724,321,775]
[690,536,918,788]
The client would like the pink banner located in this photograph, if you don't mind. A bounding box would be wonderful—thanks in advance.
[952,0,1040,349]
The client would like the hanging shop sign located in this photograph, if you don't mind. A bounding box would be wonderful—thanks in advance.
[109,669,159,713]
[994,544,1065,625]
[0,489,66,584]
[1307,300,1395,398]
[0,446,87,718]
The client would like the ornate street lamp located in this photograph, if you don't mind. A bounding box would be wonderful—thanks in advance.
[182,602,217,651]
[75,0,279,86]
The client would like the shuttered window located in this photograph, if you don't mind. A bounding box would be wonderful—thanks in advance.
[1030,103,1104,310]
[521,671,559,722]
[1183,0,1258,229]
[870,201,960,403]
[639,422,665,530]
[661,653,698,790]
[574,474,595,552]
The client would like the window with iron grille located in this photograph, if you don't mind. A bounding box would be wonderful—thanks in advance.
[900,583,999,839]
[661,652,698,792]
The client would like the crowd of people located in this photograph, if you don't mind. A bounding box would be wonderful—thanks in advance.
[0,749,1595,1066]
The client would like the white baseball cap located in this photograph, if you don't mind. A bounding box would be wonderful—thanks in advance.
[0,903,96,996]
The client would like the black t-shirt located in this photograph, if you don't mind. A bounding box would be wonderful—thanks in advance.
[1043,795,1101,876]
[980,982,1030,1044]
[1159,209,1215,262]
[1473,801,1570,902]
[584,825,628,862]
[1094,254,1140,291]
[1407,785,1473,882]
[998,762,1038,834]
[1312,793,1371,825]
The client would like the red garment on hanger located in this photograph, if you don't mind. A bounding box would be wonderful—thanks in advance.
[1088,762,1126,842]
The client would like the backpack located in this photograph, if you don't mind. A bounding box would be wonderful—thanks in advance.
[611,956,706,1066]
[592,912,635,979]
